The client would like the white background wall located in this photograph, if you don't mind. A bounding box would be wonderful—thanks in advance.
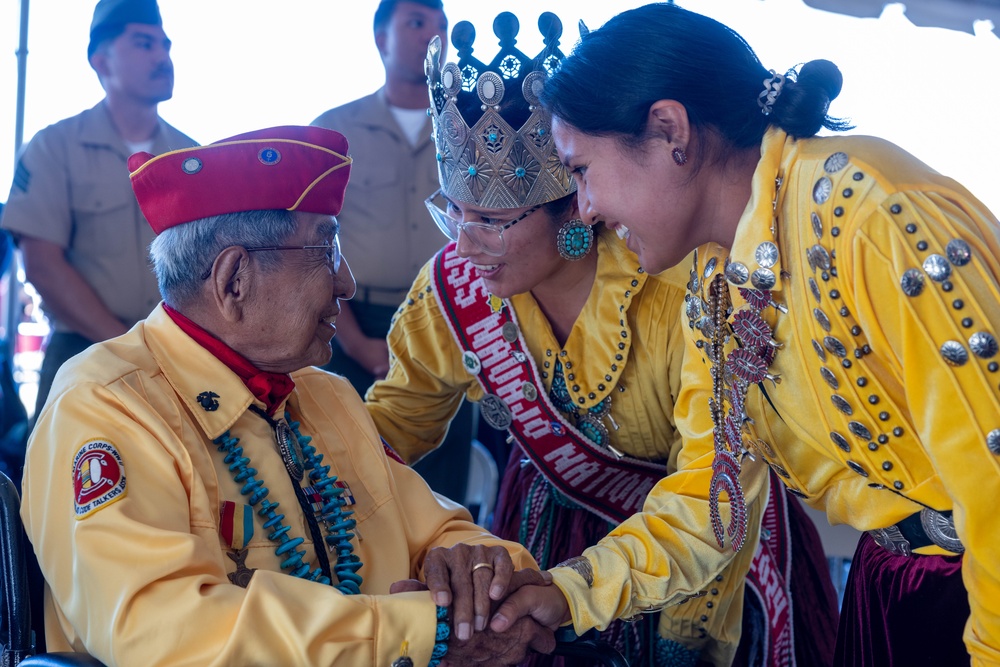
[1,0,999,215]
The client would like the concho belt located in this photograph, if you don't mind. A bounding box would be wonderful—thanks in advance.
[868,508,964,557]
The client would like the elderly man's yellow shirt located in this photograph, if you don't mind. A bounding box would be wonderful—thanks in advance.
[367,229,762,666]
[21,305,535,667]
[552,130,1000,665]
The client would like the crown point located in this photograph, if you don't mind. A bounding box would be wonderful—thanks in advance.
[452,21,476,53]
[493,12,520,47]
[538,13,563,43]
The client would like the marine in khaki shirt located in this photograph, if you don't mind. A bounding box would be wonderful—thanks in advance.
[0,0,196,416]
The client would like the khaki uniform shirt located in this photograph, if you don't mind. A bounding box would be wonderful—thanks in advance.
[1,102,197,332]
[312,89,446,306]
[551,130,1000,666]
[367,229,756,665]
[21,305,535,666]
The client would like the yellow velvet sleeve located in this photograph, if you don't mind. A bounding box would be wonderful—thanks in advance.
[851,190,1000,665]
[365,260,482,464]
[550,258,768,658]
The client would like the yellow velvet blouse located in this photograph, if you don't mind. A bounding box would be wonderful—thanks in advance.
[551,129,1000,666]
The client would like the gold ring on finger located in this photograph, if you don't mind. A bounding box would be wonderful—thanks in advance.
[472,562,494,574]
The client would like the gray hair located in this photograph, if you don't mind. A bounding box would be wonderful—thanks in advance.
[149,209,298,306]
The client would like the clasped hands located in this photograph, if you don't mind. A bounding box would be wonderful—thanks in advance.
[390,544,573,666]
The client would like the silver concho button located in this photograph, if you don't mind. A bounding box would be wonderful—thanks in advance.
[831,394,854,415]
[824,152,849,173]
[945,239,972,267]
[830,431,851,452]
[751,268,776,290]
[813,176,833,205]
[824,336,848,358]
[812,339,827,362]
[756,439,776,457]
[704,256,718,278]
[847,460,869,477]
[685,296,702,321]
[480,394,513,430]
[770,463,791,479]
[987,429,1000,455]
[900,269,925,297]
[939,340,969,366]
[922,254,951,282]
[969,331,999,359]
[814,308,832,333]
[848,421,873,441]
[725,261,749,285]
[809,277,822,303]
[807,245,832,272]
[522,382,538,402]
[819,366,839,390]
[502,321,519,342]
[755,242,779,269]
[811,212,824,240]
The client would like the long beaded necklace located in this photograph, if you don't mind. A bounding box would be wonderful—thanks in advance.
[214,410,364,594]
[692,177,786,553]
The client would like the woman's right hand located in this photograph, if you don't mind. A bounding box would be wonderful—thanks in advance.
[489,580,572,633]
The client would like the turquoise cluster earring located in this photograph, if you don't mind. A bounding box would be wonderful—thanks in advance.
[556,219,595,261]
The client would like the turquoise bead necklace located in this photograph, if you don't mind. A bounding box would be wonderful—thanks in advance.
[213,410,364,594]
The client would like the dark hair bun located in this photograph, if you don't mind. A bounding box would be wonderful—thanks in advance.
[798,59,844,102]
[773,59,852,138]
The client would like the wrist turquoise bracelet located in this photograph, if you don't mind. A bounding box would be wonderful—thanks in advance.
[428,605,450,667]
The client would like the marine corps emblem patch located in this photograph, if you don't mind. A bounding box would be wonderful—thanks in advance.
[73,439,127,519]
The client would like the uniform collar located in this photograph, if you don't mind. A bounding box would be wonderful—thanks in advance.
[78,100,174,159]
[374,86,433,151]
[729,128,795,295]
[143,304,268,440]
[162,304,294,415]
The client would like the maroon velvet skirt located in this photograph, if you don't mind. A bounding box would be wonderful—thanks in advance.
[833,531,970,667]
[492,445,838,667]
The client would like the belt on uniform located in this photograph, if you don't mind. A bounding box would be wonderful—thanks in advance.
[869,508,964,557]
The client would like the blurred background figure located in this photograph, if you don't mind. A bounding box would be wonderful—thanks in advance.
[312,0,475,502]
[0,0,196,425]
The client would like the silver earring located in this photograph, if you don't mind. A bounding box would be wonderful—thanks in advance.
[556,219,595,261]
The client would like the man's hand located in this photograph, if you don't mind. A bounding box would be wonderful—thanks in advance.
[490,583,572,633]
[441,616,556,666]
[422,544,520,641]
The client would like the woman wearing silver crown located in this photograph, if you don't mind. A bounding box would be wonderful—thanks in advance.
[486,4,1000,667]
[366,12,837,666]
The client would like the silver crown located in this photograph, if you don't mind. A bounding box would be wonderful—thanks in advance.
[425,12,576,209]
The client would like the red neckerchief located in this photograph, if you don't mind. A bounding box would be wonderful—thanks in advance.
[164,304,295,415]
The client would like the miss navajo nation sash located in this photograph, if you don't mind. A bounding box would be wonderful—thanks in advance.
[431,243,666,525]
[745,471,796,667]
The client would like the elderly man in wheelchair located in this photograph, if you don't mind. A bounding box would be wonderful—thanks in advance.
[10,125,565,667]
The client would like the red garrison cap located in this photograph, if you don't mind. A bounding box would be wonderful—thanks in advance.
[129,126,352,234]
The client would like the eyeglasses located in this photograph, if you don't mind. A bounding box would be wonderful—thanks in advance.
[245,236,342,274]
[424,189,541,257]
[199,237,342,281]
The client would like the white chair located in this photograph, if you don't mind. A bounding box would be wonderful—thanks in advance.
[464,440,499,527]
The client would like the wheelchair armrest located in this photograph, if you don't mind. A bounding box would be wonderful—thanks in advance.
[551,638,629,667]
[17,653,107,667]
